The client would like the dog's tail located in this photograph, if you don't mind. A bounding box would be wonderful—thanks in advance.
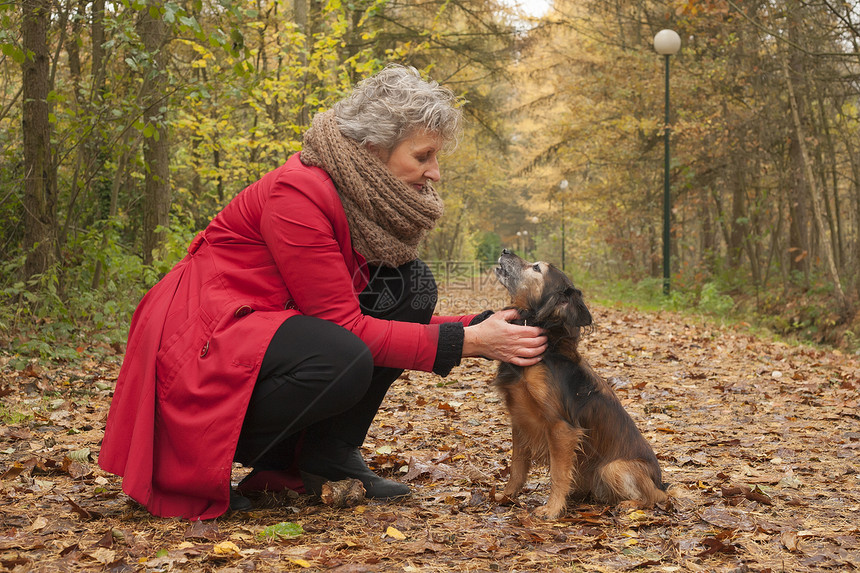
[592,459,668,506]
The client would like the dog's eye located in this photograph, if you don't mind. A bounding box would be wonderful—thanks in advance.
[532,264,541,272]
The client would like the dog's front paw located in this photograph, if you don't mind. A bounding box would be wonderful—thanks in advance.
[615,499,647,511]
[495,483,522,502]
[534,504,565,520]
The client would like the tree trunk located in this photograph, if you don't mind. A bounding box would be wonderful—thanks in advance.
[728,141,747,269]
[785,57,811,283]
[294,0,310,126]
[21,0,58,281]
[843,134,860,296]
[91,131,134,289]
[66,0,84,106]
[780,51,847,309]
[812,86,844,269]
[722,29,748,271]
[92,0,106,94]
[88,0,116,289]
[138,1,171,265]
[701,196,716,274]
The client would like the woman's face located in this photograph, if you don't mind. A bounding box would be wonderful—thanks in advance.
[373,131,443,190]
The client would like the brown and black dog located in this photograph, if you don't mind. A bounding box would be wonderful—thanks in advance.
[493,249,667,519]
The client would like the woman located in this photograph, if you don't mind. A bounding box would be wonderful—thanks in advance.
[98,65,547,520]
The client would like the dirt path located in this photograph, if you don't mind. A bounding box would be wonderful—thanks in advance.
[1,285,858,572]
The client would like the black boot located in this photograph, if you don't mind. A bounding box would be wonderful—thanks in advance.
[229,488,253,512]
[300,445,410,500]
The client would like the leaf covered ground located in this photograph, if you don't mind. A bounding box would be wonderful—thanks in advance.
[1,282,859,572]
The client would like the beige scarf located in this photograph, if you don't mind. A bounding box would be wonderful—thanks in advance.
[299,111,444,267]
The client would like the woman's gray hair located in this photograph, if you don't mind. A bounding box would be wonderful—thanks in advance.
[333,64,463,151]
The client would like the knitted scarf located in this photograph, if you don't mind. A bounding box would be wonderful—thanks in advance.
[300,111,444,267]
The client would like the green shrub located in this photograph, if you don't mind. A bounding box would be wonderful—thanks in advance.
[698,282,734,315]
[474,231,502,265]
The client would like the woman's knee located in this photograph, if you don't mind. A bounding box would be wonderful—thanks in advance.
[253,316,374,424]
[294,315,374,390]
[261,315,373,391]
[324,325,374,393]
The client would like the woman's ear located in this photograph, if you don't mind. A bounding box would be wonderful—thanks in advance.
[365,143,390,163]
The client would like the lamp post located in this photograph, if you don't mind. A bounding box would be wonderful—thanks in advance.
[654,29,680,296]
[516,230,528,256]
[559,179,569,271]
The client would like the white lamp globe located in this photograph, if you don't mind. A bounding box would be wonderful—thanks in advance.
[654,29,681,55]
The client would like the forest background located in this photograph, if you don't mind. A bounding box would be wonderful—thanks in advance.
[1,0,859,363]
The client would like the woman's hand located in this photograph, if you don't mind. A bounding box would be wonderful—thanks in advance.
[462,308,548,366]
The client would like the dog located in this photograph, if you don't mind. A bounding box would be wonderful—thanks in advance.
[492,249,667,519]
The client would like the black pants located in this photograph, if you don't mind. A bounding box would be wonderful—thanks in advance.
[234,259,437,469]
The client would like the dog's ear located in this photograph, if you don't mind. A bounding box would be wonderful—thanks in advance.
[531,284,572,328]
[562,286,592,327]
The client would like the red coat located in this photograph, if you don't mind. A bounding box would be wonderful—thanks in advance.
[99,154,476,520]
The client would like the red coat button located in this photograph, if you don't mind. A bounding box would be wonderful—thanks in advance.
[200,341,209,357]
[234,305,253,318]
[285,300,298,310]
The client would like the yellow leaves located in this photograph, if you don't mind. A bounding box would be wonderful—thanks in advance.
[384,526,407,540]
[613,114,659,135]
[212,540,242,557]
[626,509,649,522]
[676,0,730,17]
[176,38,214,70]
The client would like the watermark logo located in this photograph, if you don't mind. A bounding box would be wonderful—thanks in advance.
[356,262,410,314]
[355,260,507,315]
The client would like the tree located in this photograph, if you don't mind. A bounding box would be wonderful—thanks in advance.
[20,0,57,282]
[137,1,171,265]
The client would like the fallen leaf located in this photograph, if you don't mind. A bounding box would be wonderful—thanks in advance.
[778,475,803,489]
[61,457,91,479]
[782,530,800,552]
[66,496,103,520]
[698,536,737,557]
[93,529,115,548]
[0,462,26,480]
[258,522,304,541]
[87,547,116,564]
[212,541,242,558]
[385,526,406,540]
[66,448,91,463]
[699,506,756,531]
[29,516,48,531]
[185,519,222,541]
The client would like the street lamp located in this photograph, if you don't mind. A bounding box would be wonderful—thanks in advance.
[516,230,528,256]
[559,179,569,271]
[654,29,680,295]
